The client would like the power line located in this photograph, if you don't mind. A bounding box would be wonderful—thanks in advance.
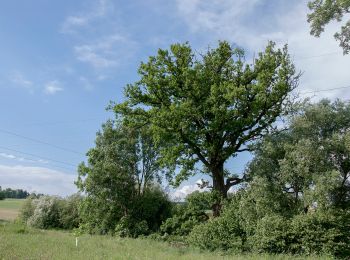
[299,85,350,95]
[0,128,84,156]
[19,114,112,127]
[21,118,102,127]
[294,51,342,61]
[0,146,77,169]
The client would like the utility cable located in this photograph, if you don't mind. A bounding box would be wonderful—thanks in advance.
[0,145,77,168]
[0,129,84,156]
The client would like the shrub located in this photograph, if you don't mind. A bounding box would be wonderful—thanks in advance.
[246,210,350,258]
[188,198,243,252]
[289,211,350,258]
[113,187,172,238]
[115,216,149,238]
[160,204,208,236]
[247,214,290,254]
[132,187,172,233]
[19,196,36,222]
[188,214,242,252]
[185,191,213,211]
[27,196,62,229]
[59,194,82,229]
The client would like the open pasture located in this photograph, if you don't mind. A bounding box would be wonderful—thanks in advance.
[0,199,24,221]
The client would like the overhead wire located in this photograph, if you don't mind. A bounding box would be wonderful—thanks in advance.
[299,85,350,95]
[0,145,77,170]
[293,51,342,61]
[0,128,84,156]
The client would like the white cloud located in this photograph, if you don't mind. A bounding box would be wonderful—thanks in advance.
[61,0,112,33]
[0,164,77,196]
[175,0,350,101]
[171,179,209,201]
[61,0,137,73]
[0,153,16,160]
[44,80,64,95]
[0,152,49,164]
[74,34,133,69]
[9,72,33,90]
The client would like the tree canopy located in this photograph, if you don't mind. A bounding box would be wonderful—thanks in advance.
[308,0,350,54]
[114,41,299,214]
[247,99,350,212]
[76,120,170,235]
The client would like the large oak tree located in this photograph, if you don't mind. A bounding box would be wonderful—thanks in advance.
[114,41,299,212]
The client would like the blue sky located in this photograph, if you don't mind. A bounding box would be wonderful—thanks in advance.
[0,0,349,198]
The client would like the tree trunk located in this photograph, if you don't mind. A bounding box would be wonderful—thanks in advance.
[211,163,227,217]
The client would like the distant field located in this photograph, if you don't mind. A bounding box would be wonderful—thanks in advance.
[0,199,25,221]
[0,221,330,260]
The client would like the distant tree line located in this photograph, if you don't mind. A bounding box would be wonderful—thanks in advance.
[0,186,41,200]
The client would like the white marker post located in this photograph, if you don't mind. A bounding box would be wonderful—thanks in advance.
[76,237,78,248]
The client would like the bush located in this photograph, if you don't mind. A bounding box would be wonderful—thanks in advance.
[160,204,208,236]
[289,211,350,258]
[247,214,290,254]
[59,194,82,229]
[19,196,36,222]
[27,196,62,229]
[132,187,172,233]
[246,211,350,258]
[113,187,172,238]
[115,216,149,238]
[185,191,213,211]
[188,198,243,252]
[188,214,242,252]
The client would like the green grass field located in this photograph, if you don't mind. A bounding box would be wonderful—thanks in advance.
[0,221,331,260]
[0,199,25,221]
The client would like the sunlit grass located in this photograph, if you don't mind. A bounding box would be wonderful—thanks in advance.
[0,221,331,260]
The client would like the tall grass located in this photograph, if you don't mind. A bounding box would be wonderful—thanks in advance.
[0,221,331,260]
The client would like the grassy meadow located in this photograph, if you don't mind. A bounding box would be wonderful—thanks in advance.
[0,220,330,260]
[0,198,332,259]
[0,199,24,221]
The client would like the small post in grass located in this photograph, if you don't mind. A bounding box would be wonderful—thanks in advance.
[73,227,82,249]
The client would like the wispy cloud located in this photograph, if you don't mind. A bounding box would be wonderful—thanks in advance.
[44,80,64,95]
[175,0,350,100]
[61,0,112,34]
[61,0,137,75]
[9,71,33,90]
[176,0,261,35]
[0,153,16,160]
[0,152,49,164]
[74,34,130,69]
[0,164,76,196]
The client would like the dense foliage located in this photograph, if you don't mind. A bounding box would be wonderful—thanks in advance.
[160,192,211,237]
[186,100,350,258]
[77,120,171,236]
[19,194,82,229]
